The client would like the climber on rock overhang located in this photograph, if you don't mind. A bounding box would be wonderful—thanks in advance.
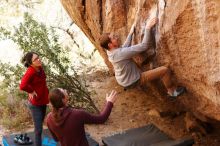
[99,17,186,98]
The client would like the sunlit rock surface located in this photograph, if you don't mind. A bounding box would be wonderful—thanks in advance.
[60,0,220,120]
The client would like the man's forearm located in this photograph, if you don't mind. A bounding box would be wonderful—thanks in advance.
[141,27,151,45]
[122,33,133,47]
[122,24,135,47]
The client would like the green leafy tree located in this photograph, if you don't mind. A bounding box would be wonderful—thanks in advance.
[0,13,98,113]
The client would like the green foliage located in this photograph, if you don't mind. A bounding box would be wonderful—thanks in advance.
[0,13,98,128]
[0,63,26,99]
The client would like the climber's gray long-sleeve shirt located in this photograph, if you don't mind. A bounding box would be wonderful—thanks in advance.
[107,28,151,87]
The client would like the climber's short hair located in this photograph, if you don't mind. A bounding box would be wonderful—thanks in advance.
[99,33,111,50]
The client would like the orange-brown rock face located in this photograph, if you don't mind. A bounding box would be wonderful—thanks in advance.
[60,0,220,120]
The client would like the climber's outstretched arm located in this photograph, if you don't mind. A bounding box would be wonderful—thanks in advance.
[122,23,136,48]
[112,18,158,61]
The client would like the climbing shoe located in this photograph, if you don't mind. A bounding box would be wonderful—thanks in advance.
[168,86,186,98]
[16,133,33,145]
[14,134,23,143]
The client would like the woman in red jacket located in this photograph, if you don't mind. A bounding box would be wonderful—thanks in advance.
[20,52,49,146]
[47,88,118,146]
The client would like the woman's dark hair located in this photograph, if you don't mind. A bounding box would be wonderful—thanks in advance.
[21,52,38,68]
[49,88,65,110]
[49,88,66,122]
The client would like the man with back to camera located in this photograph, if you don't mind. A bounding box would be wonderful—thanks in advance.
[99,17,185,98]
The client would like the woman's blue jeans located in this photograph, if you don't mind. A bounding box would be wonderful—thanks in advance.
[28,103,47,146]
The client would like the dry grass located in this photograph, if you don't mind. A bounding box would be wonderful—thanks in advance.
[0,97,32,131]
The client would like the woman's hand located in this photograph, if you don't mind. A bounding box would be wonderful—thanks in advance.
[146,17,158,29]
[28,91,37,101]
[106,90,118,104]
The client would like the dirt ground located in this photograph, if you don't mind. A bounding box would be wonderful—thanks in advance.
[1,71,220,146]
[85,71,220,146]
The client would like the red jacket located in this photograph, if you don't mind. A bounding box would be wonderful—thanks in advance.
[46,102,113,146]
[20,66,49,106]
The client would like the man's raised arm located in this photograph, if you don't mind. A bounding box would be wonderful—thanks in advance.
[122,23,136,48]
